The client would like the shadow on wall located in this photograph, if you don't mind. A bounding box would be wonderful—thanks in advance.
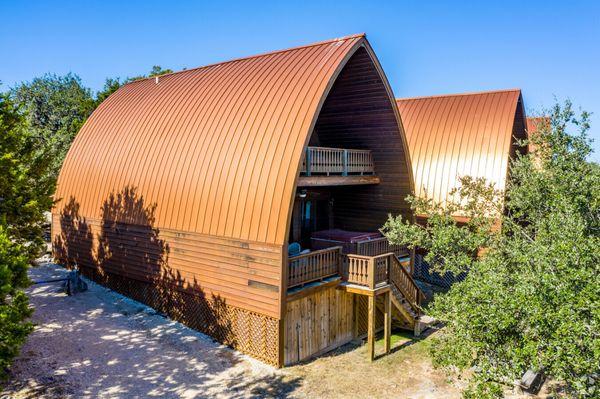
[53,186,236,349]
[53,197,94,269]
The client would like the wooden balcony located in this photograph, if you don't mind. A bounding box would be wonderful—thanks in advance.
[355,237,409,258]
[286,244,425,362]
[287,237,411,290]
[297,146,380,186]
[287,246,413,290]
[287,246,343,289]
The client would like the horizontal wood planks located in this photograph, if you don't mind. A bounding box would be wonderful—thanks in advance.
[284,285,354,365]
[297,175,380,186]
[52,213,283,318]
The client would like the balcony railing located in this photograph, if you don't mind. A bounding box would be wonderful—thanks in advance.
[287,246,424,313]
[287,248,393,290]
[288,246,343,289]
[300,146,374,176]
[355,237,410,272]
[344,253,390,289]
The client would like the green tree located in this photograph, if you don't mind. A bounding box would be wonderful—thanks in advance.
[147,65,173,77]
[94,77,122,106]
[0,93,54,260]
[0,94,45,380]
[382,102,599,397]
[10,73,95,178]
[0,226,33,380]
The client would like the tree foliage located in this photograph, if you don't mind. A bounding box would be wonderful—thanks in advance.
[382,102,600,397]
[0,94,46,379]
[0,94,54,260]
[10,73,95,178]
[0,226,33,380]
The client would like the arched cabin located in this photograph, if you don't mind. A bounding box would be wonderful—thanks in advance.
[52,34,424,366]
[397,89,528,221]
[396,89,528,287]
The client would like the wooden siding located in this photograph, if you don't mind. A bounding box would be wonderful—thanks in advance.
[52,213,282,318]
[284,285,354,365]
[312,47,414,230]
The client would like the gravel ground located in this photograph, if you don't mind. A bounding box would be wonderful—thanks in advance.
[1,262,286,398]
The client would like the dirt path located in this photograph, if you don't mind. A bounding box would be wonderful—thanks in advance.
[2,262,467,398]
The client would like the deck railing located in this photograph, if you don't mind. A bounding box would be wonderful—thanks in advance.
[355,237,409,258]
[287,245,424,317]
[355,237,410,272]
[287,246,342,288]
[300,146,374,176]
[345,253,390,289]
[389,255,423,310]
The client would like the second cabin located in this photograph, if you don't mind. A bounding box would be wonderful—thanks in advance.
[51,34,424,367]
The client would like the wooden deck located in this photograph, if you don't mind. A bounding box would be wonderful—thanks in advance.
[286,239,425,362]
[286,238,414,292]
[288,246,343,289]
[297,174,380,186]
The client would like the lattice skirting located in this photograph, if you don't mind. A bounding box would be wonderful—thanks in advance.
[77,266,280,366]
[413,254,467,289]
[355,295,384,337]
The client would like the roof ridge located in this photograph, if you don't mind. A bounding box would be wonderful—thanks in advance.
[396,88,521,102]
[126,33,366,86]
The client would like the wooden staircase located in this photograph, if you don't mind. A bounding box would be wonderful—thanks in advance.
[287,244,429,361]
[368,254,426,334]
[388,254,425,333]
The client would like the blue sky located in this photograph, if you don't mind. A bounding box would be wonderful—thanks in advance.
[1,0,599,160]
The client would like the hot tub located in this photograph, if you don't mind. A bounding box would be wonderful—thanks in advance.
[310,229,382,254]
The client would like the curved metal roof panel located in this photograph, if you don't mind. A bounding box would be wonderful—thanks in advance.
[55,35,377,245]
[397,89,526,209]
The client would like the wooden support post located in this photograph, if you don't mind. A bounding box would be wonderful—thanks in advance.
[353,294,359,338]
[367,258,376,290]
[306,148,312,176]
[367,294,375,362]
[384,290,391,354]
[342,149,348,176]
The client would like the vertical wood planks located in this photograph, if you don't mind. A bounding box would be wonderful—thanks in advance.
[284,285,354,365]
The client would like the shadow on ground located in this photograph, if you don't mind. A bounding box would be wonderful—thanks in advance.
[1,263,302,399]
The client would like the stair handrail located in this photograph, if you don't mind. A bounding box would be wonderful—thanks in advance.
[389,254,424,315]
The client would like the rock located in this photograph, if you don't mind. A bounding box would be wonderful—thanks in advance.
[520,369,545,394]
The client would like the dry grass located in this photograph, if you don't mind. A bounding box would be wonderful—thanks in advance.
[281,331,466,399]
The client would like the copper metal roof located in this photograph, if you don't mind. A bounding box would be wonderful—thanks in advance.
[55,34,406,246]
[397,89,527,210]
